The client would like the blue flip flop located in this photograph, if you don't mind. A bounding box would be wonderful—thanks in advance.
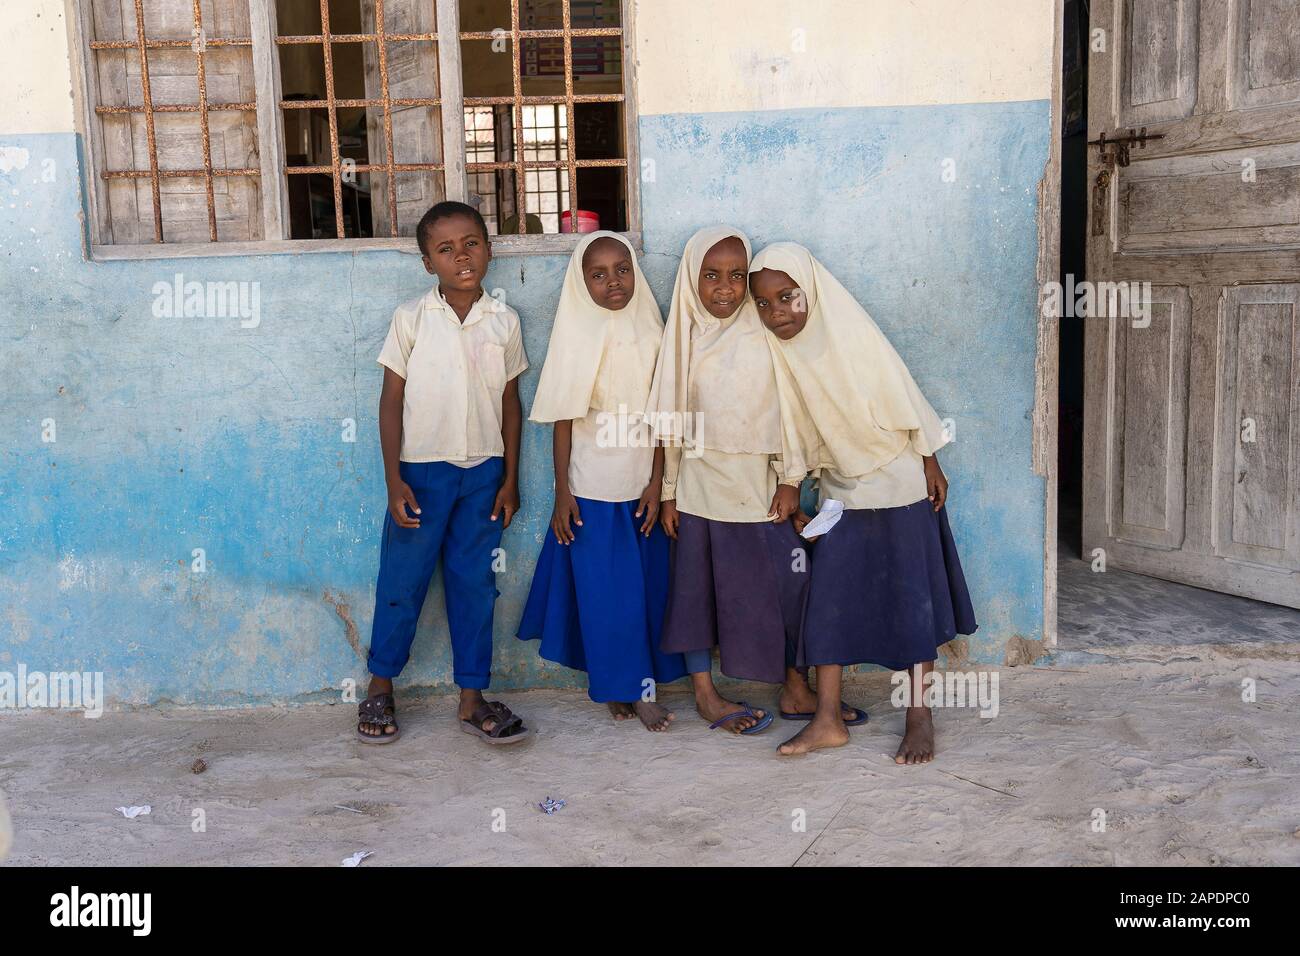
[708,701,774,735]
[779,703,869,726]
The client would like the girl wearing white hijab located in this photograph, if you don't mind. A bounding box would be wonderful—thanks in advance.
[645,226,868,736]
[517,232,687,731]
[749,242,977,761]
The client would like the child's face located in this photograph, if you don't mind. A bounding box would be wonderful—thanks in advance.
[582,237,634,310]
[422,213,491,293]
[750,268,808,340]
[697,236,748,320]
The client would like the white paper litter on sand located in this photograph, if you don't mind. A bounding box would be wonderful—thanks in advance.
[341,850,373,867]
[115,805,151,819]
[801,499,844,539]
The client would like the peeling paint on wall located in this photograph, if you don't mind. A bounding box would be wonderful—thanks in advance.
[322,588,364,663]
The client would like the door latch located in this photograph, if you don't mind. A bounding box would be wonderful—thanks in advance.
[1087,127,1165,167]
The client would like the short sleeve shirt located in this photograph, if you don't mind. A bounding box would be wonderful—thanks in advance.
[378,288,528,464]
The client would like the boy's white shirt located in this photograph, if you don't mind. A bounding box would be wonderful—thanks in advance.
[378,287,528,465]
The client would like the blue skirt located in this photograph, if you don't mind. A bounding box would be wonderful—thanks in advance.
[517,497,688,702]
[801,499,977,670]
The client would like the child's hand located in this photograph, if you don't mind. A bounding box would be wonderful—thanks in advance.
[636,479,661,537]
[491,479,519,529]
[551,490,583,545]
[388,480,421,528]
[768,484,800,523]
[660,499,680,539]
[792,509,812,535]
[923,454,948,512]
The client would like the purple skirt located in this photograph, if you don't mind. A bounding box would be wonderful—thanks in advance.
[801,499,977,670]
[661,511,810,684]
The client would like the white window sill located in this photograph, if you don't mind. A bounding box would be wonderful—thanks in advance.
[88,231,641,262]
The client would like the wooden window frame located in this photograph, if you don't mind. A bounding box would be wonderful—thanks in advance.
[71,0,642,260]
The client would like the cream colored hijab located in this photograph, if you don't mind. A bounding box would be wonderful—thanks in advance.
[644,226,782,454]
[750,242,949,479]
[529,231,664,423]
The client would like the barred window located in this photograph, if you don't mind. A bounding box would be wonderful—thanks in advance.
[74,0,639,257]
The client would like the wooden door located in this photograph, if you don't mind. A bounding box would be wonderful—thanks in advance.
[1084,0,1300,608]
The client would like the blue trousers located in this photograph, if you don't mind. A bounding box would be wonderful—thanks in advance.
[367,457,504,688]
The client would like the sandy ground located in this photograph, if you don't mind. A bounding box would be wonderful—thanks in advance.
[1056,511,1300,654]
[3,643,1299,866]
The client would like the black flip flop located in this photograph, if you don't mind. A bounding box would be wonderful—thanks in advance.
[780,703,869,726]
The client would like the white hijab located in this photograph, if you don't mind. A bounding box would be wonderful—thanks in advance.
[644,226,782,454]
[749,242,949,479]
[529,231,664,424]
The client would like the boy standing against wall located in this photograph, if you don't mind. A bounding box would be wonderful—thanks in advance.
[357,201,531,745]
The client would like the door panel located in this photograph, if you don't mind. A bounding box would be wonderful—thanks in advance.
[1230,0,1300,109]
[1118,143,1300,253]
[1084,0,1300,608]
[1214,284,1300,569]
[1120,0,1199,125]
[1109,286,1191,550]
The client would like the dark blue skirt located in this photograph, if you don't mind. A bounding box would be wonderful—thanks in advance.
[661,511,809,684]
[801,499,977,670]
[517,497,688,702]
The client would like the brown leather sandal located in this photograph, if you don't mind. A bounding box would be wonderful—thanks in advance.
[356,693,400,744]
[459,700,531,745]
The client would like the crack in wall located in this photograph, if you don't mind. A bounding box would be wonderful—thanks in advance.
[322,587,364,662]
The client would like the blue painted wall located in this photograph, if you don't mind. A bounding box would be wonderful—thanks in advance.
[0,99,1047,705]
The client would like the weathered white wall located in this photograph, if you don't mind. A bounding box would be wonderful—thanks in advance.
[1,1,75,135]
[635,0,1054,115]
[13,1,1056,132]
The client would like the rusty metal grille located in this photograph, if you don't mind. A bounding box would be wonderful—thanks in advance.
[465,0,626,234]
[277,1,444,240]
[89,0,259,243]
[83,1,632,247]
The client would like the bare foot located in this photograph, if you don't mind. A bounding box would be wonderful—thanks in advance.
[777,714,849,756]
[894,707,935,764]
[695,694,763,733]
[632,700,675,732]
[778,679,861,723]
[607,702,635,721]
